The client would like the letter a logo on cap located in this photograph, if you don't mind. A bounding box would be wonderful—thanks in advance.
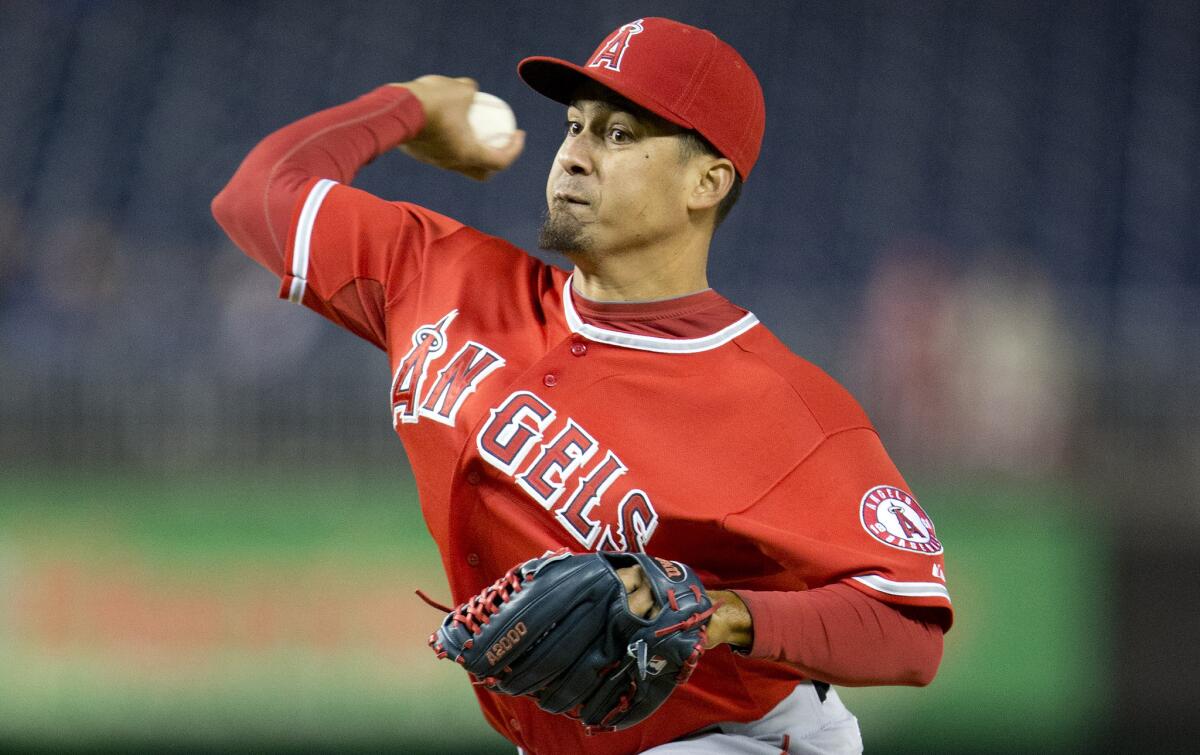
[587,19,644,72]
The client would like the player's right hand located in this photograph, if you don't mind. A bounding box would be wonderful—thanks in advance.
[394,75,525,181]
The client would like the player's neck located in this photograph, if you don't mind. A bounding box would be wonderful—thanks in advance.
[567,239,711,303]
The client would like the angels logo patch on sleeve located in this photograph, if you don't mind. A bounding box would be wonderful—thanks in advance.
[859,485,942,555]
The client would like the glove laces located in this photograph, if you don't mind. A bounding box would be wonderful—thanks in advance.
[453,565,527,635]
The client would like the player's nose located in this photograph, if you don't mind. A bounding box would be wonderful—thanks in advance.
[556,133,594,176]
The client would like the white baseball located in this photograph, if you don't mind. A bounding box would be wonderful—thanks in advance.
[467,91,518,149]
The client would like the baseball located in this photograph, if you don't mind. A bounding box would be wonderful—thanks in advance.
[467,91,518,148]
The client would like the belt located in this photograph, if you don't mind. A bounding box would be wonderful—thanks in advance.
[812,679,830,703]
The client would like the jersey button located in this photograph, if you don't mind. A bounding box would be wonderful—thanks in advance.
[543,373,558,387]
[465,470,481,486]
[570,342,588,357]
[466,553,480,567]
[509,718,521,732]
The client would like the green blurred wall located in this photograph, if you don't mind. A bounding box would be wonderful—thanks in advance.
[0,473,1109,752]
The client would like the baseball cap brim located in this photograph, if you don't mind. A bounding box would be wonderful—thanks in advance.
[518,56,695,133]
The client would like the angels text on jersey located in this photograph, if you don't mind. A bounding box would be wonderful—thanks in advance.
[389,312,660,553]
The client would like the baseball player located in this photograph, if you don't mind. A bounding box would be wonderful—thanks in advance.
[212,17,951,755]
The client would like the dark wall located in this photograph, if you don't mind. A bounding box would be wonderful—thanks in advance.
[3,1,1197,283]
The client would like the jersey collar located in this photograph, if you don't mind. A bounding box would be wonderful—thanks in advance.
[561,275,759,354]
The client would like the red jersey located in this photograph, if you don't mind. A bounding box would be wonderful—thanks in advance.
[270,173,953,754]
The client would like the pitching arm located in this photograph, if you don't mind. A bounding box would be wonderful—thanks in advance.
[210,78,523,278]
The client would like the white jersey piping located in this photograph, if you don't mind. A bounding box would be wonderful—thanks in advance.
[851,573,952,602]
[287,178,338,303]
[561,276,759,354]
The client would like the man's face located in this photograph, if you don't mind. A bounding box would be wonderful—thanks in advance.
[540,86,694,257]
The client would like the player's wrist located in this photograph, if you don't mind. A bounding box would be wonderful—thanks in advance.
[389,78,435,120]
[705,590,754,650]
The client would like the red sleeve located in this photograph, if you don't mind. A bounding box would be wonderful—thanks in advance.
[723,428,953,626]
[210,85,479,349]
[735,583,944,686]
[211,85,425,278]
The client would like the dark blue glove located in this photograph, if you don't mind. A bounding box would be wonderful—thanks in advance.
[429,549,715,733]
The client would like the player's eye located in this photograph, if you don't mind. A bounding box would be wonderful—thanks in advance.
[608,126,632,144]
[564,119,583,136]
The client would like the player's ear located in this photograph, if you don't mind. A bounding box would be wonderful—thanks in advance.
[687,157,736,214]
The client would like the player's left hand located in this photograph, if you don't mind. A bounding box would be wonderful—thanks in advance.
[615,563,660,619]
[617,564,753,650]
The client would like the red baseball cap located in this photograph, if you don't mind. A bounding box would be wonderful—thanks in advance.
[518,17,765,179]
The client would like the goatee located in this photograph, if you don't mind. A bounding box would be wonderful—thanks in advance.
[538,206,591,254]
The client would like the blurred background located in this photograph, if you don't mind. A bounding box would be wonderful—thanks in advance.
[1,0,1196,752]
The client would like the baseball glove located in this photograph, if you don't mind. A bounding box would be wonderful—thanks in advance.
[428,549,716,733]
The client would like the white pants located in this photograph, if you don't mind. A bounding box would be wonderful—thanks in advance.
[642,682,862,754]
[517,682,863,754]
